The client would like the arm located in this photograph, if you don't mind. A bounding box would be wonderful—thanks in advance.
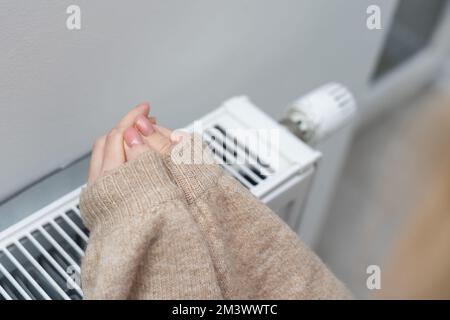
[80,150,222,299]
[164,136,351,299]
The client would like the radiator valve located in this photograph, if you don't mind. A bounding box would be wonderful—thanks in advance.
[280,83,357,145]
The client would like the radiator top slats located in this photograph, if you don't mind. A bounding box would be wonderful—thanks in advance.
[203,124,275,189]
[0,189,85,300]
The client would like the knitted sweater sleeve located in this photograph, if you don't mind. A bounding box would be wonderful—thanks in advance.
[80,137,351,299]
[163,137,352,299]
[79,150,222,299]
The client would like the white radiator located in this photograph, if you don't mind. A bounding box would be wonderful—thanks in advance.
[0,83,356,300]
[0,189,85,300]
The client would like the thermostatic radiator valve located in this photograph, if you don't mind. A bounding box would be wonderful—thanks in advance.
[280,83,357,145]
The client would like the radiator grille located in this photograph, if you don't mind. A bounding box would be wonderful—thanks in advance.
[203,124,274,189]
[0,189,85,300]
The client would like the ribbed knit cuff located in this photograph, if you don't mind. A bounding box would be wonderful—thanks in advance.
[80,150,183,231]
[164,135,224,204]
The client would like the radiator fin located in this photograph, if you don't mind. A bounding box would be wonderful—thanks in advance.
[203,124,274,188]
[0,191,85,300]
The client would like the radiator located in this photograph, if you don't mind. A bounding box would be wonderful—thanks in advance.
[0,189,85,300]
[0,83,356,300]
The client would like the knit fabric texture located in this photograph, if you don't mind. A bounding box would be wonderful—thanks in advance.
[79,137,351,299]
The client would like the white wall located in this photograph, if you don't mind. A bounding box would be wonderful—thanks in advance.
[0,0,396,200]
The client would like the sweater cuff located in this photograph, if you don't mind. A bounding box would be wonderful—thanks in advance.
[164,135,224,204]
[80,150,183,231]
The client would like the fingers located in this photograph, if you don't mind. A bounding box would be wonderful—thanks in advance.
[148,116,157,125]
[170,129,192,144]
[153,124,190,144]
[135,114,155,136]
[101,128,126,173]
[135,115,173,154]
[87,103,177,185]
[123,127,150,161]
[88,135,106,184]
[87,103,151,184]
[87,128,126,184]
[153,125,171,138]
[116,102,150,132]
[100,102,150,171]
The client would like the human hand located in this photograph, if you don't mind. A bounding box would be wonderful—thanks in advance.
[87,102,184,185]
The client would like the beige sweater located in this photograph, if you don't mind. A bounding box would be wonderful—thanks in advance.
[79,138,350,299]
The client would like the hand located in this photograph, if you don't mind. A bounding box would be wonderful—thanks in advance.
[87,102,181,185]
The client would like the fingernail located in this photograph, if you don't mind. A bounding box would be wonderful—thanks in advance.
[124,127,144,147]
[171,133,183,143]
[171,131,190,143]
[135,114,155,136]
[148,116,157,125]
